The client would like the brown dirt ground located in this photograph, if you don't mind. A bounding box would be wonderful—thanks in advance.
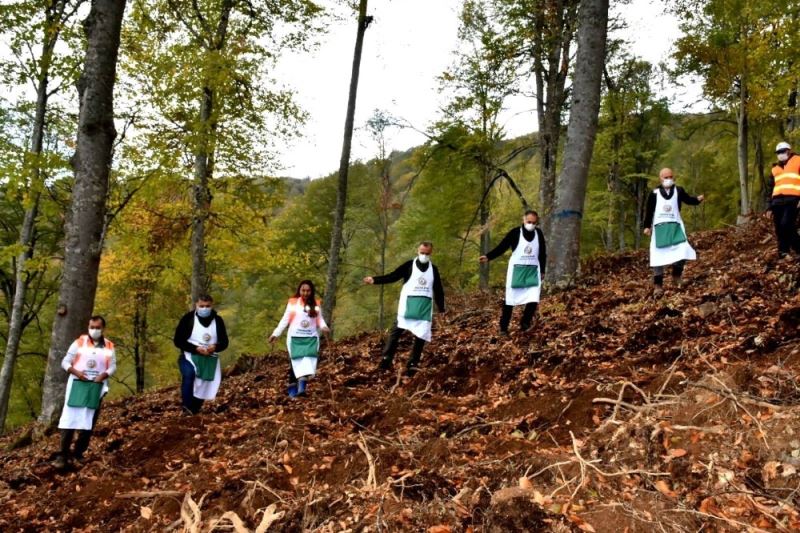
[1,218,799,532]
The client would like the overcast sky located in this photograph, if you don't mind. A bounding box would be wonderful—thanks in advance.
[271,0,702,179]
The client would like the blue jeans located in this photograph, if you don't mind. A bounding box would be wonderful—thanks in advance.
[178,355,204,413]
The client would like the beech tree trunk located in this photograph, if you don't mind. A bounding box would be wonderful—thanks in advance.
[545,0,609,287]
[535,0,578,239]
[38,0,127,426]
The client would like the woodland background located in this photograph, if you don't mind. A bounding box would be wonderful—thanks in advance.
[0,0,798,430]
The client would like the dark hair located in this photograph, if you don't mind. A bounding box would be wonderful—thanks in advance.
[294,280,318,318]
[524,209,539,218]
[419,240,433,248]
[196,294,213,303]
[89,315,106,327]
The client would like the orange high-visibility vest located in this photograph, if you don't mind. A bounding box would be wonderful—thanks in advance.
[772,154,800,197]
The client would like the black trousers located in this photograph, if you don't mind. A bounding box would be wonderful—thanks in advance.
[382,324,426,368]
[60,402,102,459]
[500,302,538,332]
[772,201,800,256]
[653,260,685,286]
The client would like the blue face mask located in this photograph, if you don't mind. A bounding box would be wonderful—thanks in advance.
[196,307,212,318]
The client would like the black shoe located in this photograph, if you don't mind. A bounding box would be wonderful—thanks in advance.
[404,365,418,377]
[378,358,393,371]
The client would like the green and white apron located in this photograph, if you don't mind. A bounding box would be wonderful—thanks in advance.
[58,336,113,431]
[285,299,323,379]
[505,228,542,306]
[649,187,696,267]
[183,314,221,400]
[397,259,434,342]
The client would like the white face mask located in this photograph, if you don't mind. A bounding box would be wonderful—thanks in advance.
[417,253,430,264]
[524,222,536,232]
[88,328,103,341]
[778,152,790,162]
[662,178,674,188]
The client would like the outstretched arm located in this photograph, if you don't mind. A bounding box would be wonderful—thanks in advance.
[678,186,703,206]
[366,261,412,285]
[270,303,292,341]
[481,229,517,262]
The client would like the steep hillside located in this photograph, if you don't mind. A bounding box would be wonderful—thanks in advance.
[1,219,799,532]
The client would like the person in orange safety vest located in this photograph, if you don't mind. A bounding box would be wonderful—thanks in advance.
[770,141,800,259]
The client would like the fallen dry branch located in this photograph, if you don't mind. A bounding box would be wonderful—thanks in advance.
[116,490,183,499]
[356,433,377,491]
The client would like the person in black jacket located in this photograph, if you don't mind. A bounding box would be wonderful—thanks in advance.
[480,210,546,334]
[642,168,704,297]
[363,241,445,376]
[173,294,229,414]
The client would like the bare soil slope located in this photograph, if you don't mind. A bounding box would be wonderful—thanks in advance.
[1,219,799,532]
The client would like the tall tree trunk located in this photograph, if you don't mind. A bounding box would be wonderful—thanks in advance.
[0,197,39,433]
[191,87,213,302]
[132,288,150,393]
[537,85,558,234]
[604,197,613,251]
[610,165,626,251]
[38,0,127,426]
[535,0,578,239]
[322,0,370,333]
[378,239,386,329]
[478,166,491,290]
[634,178,645,249]
[617,194,626,251]
[752,124,768,213]
[545,0,609,287]
[0,0,67,433]
[378,168,389,330]
[190,0,233,303]
[736,77,750,221]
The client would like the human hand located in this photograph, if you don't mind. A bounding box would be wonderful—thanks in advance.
[478,255,488,263]
[269,335,277,344]
[363,276,374,285]
[93,372,108,383]
[643,228,651,236]
[697,194,705,202]
[764,209,773,219]
[321,327,331,338]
